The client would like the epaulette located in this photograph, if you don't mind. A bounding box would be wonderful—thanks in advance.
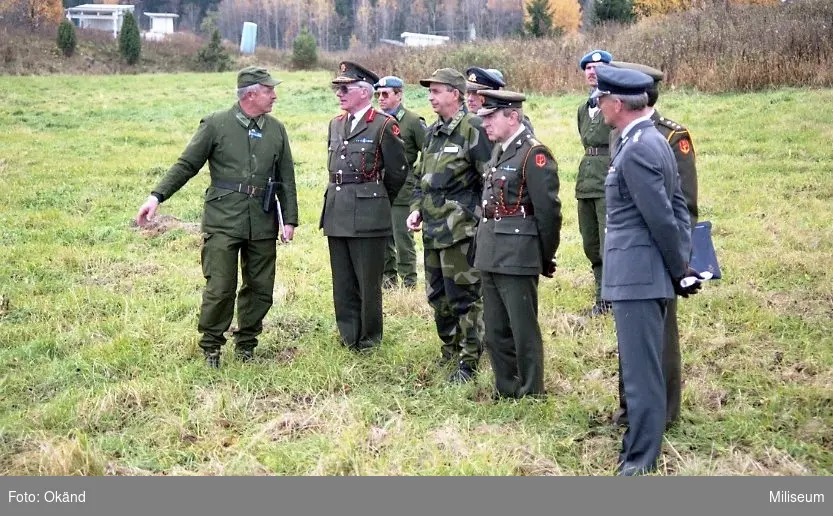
[375,109,394,119]
[526,134,543,147]
[656,115,686,132]
[336,113,347,121]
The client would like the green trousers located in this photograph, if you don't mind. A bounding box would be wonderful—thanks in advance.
[383,204,418,288]
[482,272,544,398]
[577,197,606,301]
[198,232,276,351]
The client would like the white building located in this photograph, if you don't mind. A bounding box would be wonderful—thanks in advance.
[143,13,179,41]
[400,32,450,47]
[65,4,135,38]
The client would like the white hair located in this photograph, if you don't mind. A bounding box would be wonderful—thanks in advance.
[611,92,649,111]
[236,84,261,100]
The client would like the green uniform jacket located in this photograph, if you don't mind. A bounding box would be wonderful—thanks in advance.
[411,107,492,249]
[609,111,699,228]
[576,100,613,199]
[153,103,298,240]
[320,108,408,237]
[474,130,562,276]
[652,110,699,227]
[390,105,426,206]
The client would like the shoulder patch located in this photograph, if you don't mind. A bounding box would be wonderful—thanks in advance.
[678,139,691,155]
[534,152,547,168]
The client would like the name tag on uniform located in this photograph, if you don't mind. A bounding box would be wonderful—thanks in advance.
[501,166,517,172]
[443,145,459,153]
[356,137,375,144]
[248,129,263,139]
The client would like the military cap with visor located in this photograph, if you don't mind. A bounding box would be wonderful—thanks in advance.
[609,61,665,83]
[237,66,281,88]
[476,89,526,117]
[590,66,653,99]
[579,49,613,70]
[419,68,467,95]
[465,67,506,91]
[332,61,380,85]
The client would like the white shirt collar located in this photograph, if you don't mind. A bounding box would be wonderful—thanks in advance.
[501,125,527,153]
[350,104,372,131]
[621,114,653,140]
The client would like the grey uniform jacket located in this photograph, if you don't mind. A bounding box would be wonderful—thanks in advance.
[602,119,691,302]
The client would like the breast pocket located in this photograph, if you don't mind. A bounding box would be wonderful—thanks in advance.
[491,217,540,268]
[354,185,390,232]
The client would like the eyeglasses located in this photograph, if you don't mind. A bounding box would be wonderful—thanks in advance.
[332,85,362,95]
[374,91,397,99]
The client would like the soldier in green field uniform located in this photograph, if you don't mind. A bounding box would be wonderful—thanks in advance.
[321,62,408,351]
[607,61,700,428]
[375,75,426,290]
[407,68,493,383]
[576,49,615,316]
[474,90,562,398]
[135,66,298,368]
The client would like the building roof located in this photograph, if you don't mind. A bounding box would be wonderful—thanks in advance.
[65,4,135,12]
[144,13,180,18]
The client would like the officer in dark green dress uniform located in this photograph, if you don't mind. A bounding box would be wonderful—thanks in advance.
[375,75,426,290]
[474,90,562,398]
[320,62,408,351]
[576,49,614,316]
[607,61,700,428]
[136,66,298,368]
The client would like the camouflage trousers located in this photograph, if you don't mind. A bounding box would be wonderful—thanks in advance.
[424,239,484,367]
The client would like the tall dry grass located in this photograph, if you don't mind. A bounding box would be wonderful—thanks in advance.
[340,1,833,92]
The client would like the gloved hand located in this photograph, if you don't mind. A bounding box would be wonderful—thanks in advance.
[542,259,556,278]
[674,266,704,298]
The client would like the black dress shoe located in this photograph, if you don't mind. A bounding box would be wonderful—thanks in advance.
[448,362,477,383]
[612,407,629,427]
[204,350,221,369]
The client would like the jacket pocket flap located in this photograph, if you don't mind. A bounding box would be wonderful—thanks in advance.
[355,186,389,199]
[493,218,538,236]
[606,231,652,250]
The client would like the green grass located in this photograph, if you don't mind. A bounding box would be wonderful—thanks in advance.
[0,72,831,476]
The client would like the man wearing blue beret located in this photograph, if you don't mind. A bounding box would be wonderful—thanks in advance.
[576,49,615,317]
[593,65,703,474]
[374,75,426,290]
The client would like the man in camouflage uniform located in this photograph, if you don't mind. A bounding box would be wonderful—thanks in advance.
[320,62,408,351]
[576,50,615,316]
[475,90,562,398]
[375,75,426,290]
[465,67,535,133]
[135,66,298,368]
[407,68,492,382]
[607,61,700,428]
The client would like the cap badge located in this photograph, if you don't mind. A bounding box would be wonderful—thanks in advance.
[340,63,347,73]
[468,73,477,81]
[592,52,601,62]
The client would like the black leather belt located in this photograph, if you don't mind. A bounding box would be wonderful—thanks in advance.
[211,180,265,197]
[483,204,534,219]
[330,172,375,184]
[585,146,609,156]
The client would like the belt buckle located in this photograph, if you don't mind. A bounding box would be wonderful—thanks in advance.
[335,171,342,185]
[246,185,255,197]
[521,205,526,218]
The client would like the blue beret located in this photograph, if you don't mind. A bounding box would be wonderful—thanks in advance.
[590,65,654,99]
[374,75,403,89]
[579,50,613,70]
[465,67,506,91]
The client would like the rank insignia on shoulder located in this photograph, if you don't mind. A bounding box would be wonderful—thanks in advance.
[535,153,547,167]
[633,129,642,142]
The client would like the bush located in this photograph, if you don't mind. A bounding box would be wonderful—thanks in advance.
[118,11,141,65]
[195,29,232,72]
[56,19,77,58]
[291,29,318,69]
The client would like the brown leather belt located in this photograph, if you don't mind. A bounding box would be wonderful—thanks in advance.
[483,204,534,219]
[330,172,375,184]
[585,146,609,156]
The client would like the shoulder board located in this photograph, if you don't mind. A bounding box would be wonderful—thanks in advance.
[527,136,542,147]
[336,113,347,121]
[656,116,687,133]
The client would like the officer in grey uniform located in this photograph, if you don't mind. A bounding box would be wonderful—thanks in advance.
[593,65,703,475]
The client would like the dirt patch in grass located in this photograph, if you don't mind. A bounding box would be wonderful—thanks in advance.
[130,215,200,237]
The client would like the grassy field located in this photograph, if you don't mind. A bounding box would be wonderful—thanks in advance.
[0,72,831,476]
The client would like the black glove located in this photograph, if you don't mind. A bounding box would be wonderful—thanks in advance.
[674,266,704,298]
[542,259,556,278]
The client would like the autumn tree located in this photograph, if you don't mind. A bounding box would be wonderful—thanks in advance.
[550,0,582,33]
[0,0,63,29]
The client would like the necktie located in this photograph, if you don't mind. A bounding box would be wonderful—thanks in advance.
[345,114,353,134]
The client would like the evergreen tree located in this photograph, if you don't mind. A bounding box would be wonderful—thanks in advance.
[592,0,635,25]
[118,11,141,66]
[57,18,77,58]
[195,28,232,72]
[525,0,554,37]
[291,28,318,70]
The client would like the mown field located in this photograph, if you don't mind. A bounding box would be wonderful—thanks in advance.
[0,72,831,476]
